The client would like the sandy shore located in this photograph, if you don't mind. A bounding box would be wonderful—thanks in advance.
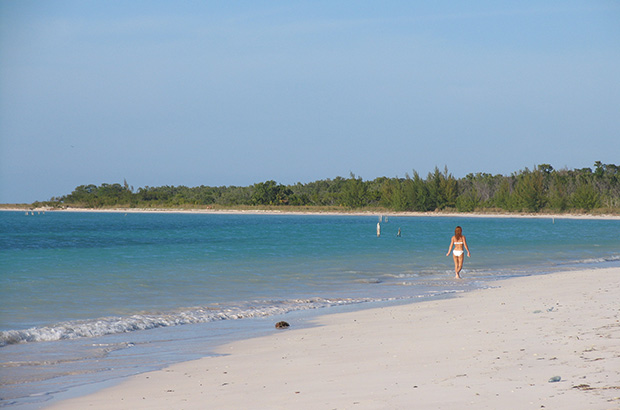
[47,267,620,409]
[4,206,620,220]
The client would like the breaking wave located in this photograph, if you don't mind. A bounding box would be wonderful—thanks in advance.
[0,297,384,346]
[572,255,620,264]
[555,254,620,266]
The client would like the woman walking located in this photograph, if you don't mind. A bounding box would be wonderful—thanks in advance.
[446,226,470,279]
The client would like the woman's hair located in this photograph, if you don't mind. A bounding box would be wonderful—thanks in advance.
[455,226,462,240]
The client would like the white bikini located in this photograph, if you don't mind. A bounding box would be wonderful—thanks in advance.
[453,241,464,257]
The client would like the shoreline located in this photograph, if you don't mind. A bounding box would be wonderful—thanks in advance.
[3,206,620,220]
[47,267,620,409]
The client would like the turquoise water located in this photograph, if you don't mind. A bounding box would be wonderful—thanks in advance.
[1,211,619,407]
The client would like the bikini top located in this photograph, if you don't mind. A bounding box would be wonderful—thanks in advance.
[454,241,463,245]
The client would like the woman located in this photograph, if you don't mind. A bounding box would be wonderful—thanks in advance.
[446,226,470,279]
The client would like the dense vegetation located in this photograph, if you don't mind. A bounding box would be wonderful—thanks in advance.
[37,162,620,214]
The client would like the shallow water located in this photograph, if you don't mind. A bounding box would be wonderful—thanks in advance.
[1,211,618,407]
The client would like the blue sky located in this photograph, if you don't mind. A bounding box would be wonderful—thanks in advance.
[1,1,619,203]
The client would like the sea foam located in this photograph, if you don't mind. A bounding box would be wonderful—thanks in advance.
[0,297,382,346]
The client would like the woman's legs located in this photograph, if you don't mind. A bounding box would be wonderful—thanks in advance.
[453,254,464,279]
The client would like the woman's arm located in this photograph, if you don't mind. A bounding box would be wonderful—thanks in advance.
[463,236,471,257]
[446,237,454,256]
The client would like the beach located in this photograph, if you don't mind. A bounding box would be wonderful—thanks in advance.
[47,267,620,409]
[5,206,620,220]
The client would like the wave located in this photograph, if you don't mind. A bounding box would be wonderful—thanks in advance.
[0,297,383,346]
[1,342,135,369]
[558,254,620,266]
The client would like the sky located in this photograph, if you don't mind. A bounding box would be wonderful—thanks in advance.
[1,1,619,203]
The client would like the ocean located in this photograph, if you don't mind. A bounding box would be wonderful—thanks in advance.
[1,211,619,408]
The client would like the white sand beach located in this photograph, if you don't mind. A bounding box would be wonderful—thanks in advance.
[5,206,620,221]
[47,267,620,409]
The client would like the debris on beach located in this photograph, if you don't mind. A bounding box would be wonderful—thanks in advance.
[548,376,561,383]
[275,321,290,329]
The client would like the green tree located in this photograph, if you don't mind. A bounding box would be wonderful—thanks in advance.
[511,170,545,212]
[426,167,457,210]
[571,184,600,211]
[251,180,278,205]
[392,179,411,211]
[410,171,431,211]
[492,178,512,210]
[43,162,620,213]
[456,186,480,212]
[378,178,397,208]
[546,171,569,211]
[340,173,367,208]
[251,181,293,205]
[440,167,458,209]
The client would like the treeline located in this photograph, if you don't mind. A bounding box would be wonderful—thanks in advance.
[40,162,620,213]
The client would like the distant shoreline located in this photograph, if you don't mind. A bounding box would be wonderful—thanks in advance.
[3,206,620,220]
